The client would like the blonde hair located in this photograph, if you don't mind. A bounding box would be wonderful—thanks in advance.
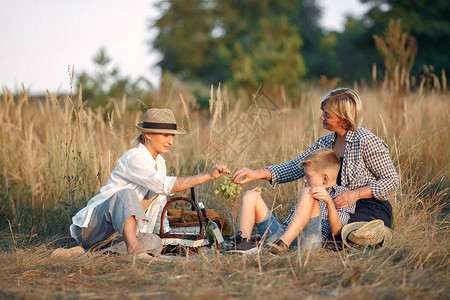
[320,88,362,131]
[300,149,341,177]
[133,133,146,147]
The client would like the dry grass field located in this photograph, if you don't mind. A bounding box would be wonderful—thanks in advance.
[0,83,449,299]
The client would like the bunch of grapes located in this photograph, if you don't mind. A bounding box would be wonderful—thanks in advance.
[214,176,242,199]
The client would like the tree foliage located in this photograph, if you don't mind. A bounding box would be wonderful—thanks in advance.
[362,0,450,74]
[151,0,320,91]
[333,17,378,82]
[150,0,450,89]
[313,0,450,84]
[374,19,417,92]
[76,48,154,107]
[153,0,216,82]
[229,16,306,91]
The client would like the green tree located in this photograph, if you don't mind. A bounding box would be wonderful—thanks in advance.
[230,16,306,91]
[362,0,450,75]
[77,48,111,106]
[218,0,321,83]
[335,17,381,83]
[320,0,450,84]
[76,48,154,107]
[151,0,319,89]
[152,0,216,82]
[374,19,417,92]
[292,0,327,78]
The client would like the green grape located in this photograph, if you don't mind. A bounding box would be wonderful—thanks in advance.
[214,176,242,199]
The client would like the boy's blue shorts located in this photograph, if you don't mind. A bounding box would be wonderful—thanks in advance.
[255,211,322,250]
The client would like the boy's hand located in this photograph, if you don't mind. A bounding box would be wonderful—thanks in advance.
[209,165,230,179]
[309,187,333,205]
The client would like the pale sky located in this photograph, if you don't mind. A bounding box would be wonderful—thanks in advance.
[0,0,370,95]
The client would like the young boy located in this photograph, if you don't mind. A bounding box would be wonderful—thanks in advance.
[231,149,355,252]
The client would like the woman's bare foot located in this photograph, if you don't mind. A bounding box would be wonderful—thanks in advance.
[127,243,146,255]
[122,216,147,256]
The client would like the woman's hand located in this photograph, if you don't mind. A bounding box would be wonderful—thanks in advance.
[333,190,359,208]
[208,165,230,179]
[309,187,333,205]
[172,165,230,193]
[231,168,271,185]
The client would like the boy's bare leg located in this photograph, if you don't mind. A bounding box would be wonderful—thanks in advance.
[279,188,320,246]
[239,190,270,239]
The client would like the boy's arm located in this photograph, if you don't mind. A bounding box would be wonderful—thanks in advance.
[325,201,344,236]
[309,187,344,236]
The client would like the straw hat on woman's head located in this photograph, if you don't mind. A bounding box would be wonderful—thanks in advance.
[136,108,186,135]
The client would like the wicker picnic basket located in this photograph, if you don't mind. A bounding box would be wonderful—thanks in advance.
[158,189,209,255]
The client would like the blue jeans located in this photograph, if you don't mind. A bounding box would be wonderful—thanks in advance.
[255,211,322,250]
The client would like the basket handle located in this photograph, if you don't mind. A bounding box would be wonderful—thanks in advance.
[159,197,205,238]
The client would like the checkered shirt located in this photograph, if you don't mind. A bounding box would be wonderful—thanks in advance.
[266,127,399,202]
[319,185,355,239]
[281,185,354,239]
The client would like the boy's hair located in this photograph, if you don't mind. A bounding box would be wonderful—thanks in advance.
[299,149,341,176]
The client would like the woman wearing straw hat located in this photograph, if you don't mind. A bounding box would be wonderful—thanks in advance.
[70,108,229,258]
[232,88,399,249]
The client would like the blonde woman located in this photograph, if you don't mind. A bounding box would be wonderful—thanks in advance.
[70,108,229,258]
[232,88,399,251]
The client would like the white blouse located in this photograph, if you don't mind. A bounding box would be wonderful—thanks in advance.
[70,143,176,238]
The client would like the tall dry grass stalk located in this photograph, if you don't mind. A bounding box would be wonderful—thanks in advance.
[0,84,448,299]
[0,85,448,234]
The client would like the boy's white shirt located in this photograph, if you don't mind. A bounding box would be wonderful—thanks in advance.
[70,143,176,239]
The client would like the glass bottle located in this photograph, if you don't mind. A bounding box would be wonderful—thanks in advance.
[198,202,225,249]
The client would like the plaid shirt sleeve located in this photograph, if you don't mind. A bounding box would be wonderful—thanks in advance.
[362,135,400,201]
[341,128,399,202]
[266,134,334,188]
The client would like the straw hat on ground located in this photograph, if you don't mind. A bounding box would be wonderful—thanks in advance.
[136,108,186,135]
[341,219,392,248]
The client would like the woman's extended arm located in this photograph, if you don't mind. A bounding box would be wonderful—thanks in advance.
[231,168,272,184]
[233,136,333,186]
[171,165,229,193]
